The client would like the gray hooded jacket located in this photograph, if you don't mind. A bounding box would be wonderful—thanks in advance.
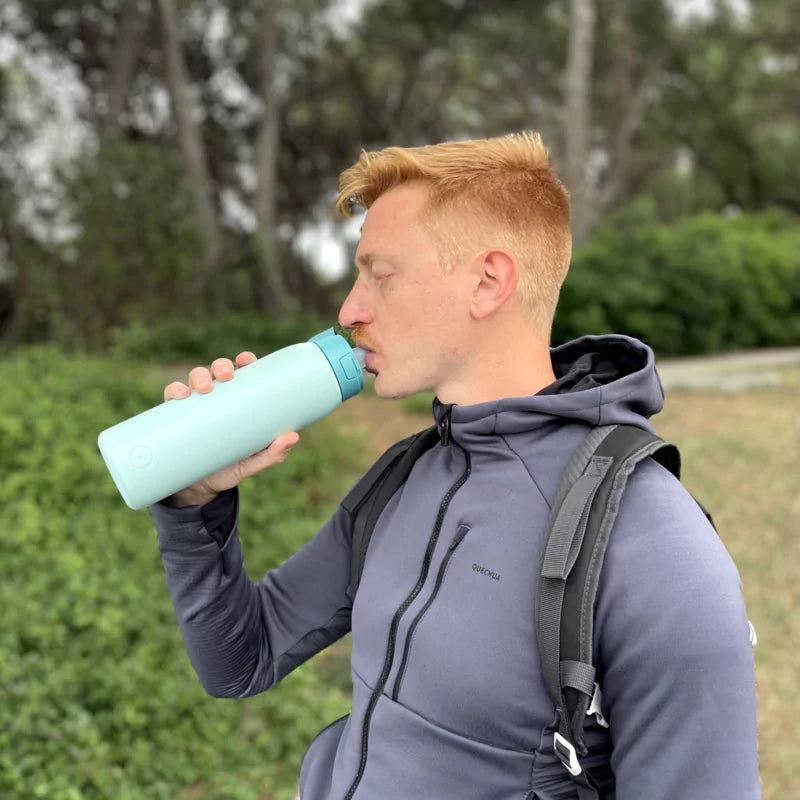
[152,335,760,800]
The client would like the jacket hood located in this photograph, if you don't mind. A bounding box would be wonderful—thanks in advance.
[433,334,665,437]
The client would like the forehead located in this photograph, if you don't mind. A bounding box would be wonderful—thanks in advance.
[359,182,430,242]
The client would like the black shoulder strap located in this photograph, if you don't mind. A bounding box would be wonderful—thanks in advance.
[342,425,440,598]
[537,424,680,799]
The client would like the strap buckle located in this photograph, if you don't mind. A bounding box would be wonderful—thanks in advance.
[748,620,758,647]
[554,732,582,777]
[587,682,609,729]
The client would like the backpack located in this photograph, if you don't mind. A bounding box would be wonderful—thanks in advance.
[340,422,719,800]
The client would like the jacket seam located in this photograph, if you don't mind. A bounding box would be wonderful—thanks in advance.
[279,604,351,657]
[499,432,552,511]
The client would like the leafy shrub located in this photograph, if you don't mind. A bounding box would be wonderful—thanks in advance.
[110,312,331,363]
[553,201,800,355]
[0,347,367,799]
[55,140,204,350]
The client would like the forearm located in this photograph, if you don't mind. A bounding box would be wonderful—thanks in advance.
[151,490,353,698]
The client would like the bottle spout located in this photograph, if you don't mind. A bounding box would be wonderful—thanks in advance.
[352,347,368,370]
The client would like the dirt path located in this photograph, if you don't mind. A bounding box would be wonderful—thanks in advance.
[656,347,800,391]
[330,389,432,458]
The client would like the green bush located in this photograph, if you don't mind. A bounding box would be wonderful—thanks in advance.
[0,347,366,799]
[55,140,204,350]
[110,312,331,363]
[553,201,800,355]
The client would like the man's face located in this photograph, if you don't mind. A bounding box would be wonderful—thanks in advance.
[338,182,475,400]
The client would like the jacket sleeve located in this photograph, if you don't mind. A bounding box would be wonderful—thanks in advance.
[594,462,761,800]
[150,488,353,698]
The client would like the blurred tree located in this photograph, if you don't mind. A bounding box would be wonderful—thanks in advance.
[651,0,800,215]
[2,0,798,344]
[101,0,148,140]
[154,0,223,306]
[61,139,203,347]
[253,0,293,313]
[564,0,597,245]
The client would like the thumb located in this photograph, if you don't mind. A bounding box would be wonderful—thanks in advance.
[271,431,300,457]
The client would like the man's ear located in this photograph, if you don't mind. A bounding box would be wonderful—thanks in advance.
[469,248,519,320]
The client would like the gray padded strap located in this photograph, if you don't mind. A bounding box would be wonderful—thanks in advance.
[542,457,613,580]
[538,453,612,704]
[540,424,678,800]
[577,436,674,664]
[550,426,617,512]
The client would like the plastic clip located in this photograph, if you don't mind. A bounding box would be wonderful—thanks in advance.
[587,682,609,729]
[554,732,582,777]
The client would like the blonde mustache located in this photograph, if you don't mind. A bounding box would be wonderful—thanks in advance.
[350,324,378,354]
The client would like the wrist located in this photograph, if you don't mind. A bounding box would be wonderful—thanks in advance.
[165,486,218,508]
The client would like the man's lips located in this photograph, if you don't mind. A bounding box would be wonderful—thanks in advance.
[354,342,378,373]
[353,338,377,356]
[363,350,378,373]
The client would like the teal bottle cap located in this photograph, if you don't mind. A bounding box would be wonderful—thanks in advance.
[309,328,365,400]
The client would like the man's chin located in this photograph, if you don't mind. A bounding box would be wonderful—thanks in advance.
[372,374,413,401]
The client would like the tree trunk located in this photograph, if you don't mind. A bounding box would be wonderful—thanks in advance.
[102,0,147,140]
[153,0,223,306]
[597,0,638,215]
[564,0,597,248]
[254,0,293,313]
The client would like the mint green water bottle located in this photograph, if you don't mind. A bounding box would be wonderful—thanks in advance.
[97,328,365,510]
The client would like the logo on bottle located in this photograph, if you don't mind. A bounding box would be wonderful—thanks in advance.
[129,445,153,468]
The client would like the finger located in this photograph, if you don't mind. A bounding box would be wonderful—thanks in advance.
[239,432,300,477]
[188,366,214,393]
[235,351,257,368]
[164,381,192,402]
[210,357,235,381]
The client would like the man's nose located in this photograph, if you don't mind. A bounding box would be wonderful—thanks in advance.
[338,278,372,329]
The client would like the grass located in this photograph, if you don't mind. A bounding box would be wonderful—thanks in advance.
[6,346,793,798]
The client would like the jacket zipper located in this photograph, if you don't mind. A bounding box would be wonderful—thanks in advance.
[390,523,470,701]
[343,434,470,799]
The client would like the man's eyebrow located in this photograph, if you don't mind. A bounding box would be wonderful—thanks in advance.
[355,252,376,269]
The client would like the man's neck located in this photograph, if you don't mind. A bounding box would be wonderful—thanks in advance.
[436,325,555,406]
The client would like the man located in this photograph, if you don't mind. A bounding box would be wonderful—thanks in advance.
[152,132,760,799]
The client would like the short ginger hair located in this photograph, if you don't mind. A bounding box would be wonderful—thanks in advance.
[335,132,572,337]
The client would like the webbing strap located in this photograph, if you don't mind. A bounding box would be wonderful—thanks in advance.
[538,424,681,800]
[560,660,596,695]
[342,425,440,597]
[576,775,603,800]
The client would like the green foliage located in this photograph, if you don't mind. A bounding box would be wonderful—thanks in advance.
[0,347,366,799]
[553,202,800,355]
[54,140,204,349]
[109,312,331,363]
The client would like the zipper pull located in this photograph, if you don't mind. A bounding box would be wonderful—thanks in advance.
[439,407,452,446]
[449,524,470,550]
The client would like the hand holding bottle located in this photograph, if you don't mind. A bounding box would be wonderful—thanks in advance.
[163,351,300,508]
[97,327,364,510]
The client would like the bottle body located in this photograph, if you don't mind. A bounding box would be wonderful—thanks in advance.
[98,334,362,510]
